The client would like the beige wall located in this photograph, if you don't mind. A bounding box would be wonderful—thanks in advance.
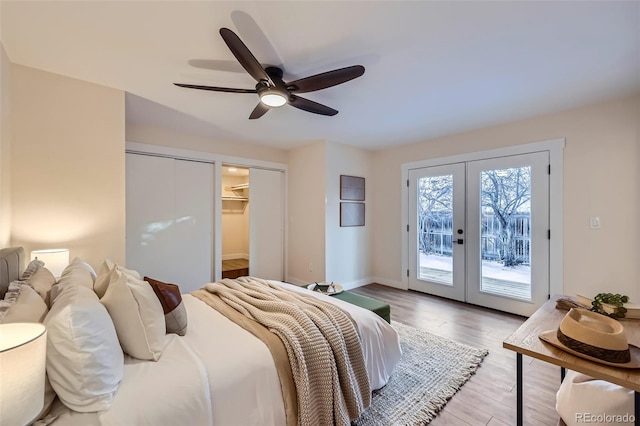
[287,141,374,288]
[287,141,326,284]
[5,58,638,304]
[10,64,126,269]
[372,95,640,301]
[126,123,288,165]
[325,142,373,287]
[221,174,249,259]
[0,44,10,247]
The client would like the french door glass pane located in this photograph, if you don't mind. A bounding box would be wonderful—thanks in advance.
[479,166,532,300]
[418,174,454,286]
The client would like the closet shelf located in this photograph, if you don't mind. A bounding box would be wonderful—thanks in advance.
[222,196,248,202]
[225,183,249,191]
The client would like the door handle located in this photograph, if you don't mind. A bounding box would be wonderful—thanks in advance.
[452,239,464,244]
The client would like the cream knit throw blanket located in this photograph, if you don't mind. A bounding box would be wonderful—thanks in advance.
[202,277,371,426]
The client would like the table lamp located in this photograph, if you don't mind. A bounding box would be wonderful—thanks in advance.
[31,249,69,278]
[0,323,47,425]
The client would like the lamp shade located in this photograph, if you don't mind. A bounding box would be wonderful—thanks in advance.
[0,323,47,426]
[31,249,69,278]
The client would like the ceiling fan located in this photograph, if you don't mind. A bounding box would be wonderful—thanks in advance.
[174,28,365,119]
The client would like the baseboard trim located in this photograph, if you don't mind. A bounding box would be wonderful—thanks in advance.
[284,276,308,286]
[371,277,407,290]
[338,278,373,290]
[222,253,249,261]
[285,276,407,291]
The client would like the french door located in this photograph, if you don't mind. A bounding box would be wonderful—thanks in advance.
[408,152,549,316]
[408,163,466,301]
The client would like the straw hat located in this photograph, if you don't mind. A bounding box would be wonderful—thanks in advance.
[539,308,640,368]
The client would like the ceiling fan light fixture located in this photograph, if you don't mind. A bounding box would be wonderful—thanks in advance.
[260,91,287,107]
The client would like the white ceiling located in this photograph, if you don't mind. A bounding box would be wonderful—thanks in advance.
[2,1,639,150]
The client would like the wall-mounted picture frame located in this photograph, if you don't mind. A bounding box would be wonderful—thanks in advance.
[340,175,365,201]
[340,202,365,227]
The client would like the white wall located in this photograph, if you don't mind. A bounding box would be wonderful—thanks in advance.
[10,65,126,269]
[324,142,373,288]
[372,95,640,302]
[221,174,249,259]
[287,141,326,284]
[0,43,10,247]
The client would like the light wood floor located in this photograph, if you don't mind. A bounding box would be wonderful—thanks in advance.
[350,284,562,426]
[222,258,249,279]
[221,258,248,271]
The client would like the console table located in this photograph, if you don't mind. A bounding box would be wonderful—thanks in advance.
[503,295,640,426]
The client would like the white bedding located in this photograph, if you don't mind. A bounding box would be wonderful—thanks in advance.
[44,334,213,426]
[45,281,402,426]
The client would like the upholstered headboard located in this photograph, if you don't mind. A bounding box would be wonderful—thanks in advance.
[0,247,25,299]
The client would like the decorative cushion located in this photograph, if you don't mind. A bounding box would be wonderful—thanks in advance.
[556,370,633,426]
[1,280,22,302]
[0,284,48,323]
[93,260,113,298]
[26,266,56,307]
[94,259,141,299]
[144,277,188,336]
[44,285,123,412]
[101,269,166,361]
[20,259,44,280]
[50,258,96,305]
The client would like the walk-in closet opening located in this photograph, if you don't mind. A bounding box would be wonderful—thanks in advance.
[221,165,250,278]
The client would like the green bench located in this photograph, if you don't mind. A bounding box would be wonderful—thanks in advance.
[331,291,391,323]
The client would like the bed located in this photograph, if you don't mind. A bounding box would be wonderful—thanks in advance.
[0,247,402,425]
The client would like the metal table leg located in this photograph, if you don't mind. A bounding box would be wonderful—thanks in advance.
[517,353,523,426]
[635,391,639,426]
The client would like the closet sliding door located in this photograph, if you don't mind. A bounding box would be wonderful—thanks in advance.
[126,153,214,291]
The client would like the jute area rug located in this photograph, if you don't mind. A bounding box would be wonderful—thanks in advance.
[354,321,489,425]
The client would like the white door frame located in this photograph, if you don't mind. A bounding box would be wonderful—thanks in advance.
[401,139,565,299]
[125,142,288,283]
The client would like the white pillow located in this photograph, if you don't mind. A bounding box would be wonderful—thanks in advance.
[0,284,48,323]
[69,257,97,281]
[94,259,141,299]
[101,269,166,361]
[44,285,123,412]
[26,266,56,307]
[50,258,96,305]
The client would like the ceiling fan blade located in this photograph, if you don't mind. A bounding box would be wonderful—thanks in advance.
[220,28,272,85]
[249,102,270,120]
[288,95,338,116]
[287,65,365,93]
[174,83,256,94]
